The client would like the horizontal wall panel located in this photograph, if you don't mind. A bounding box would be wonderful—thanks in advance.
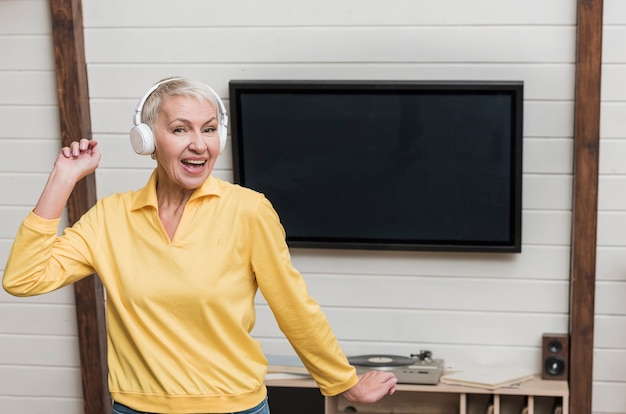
[0,0,51,34]
[600,102,626,138]
[88,63,576,101]
[290,245,570,280]
[597,212,626,247]
[0,207,31,238]
[0,334,80,367]
[604,0,626,25]
[83,0,575,27]
[89,98,135,135]
[0,396,82,414]
[523,174,573,210]
[0,37,55,71]
[595,315,626,348]
[592,382,626,414]
[601,65,626,101]
[265,274,569,313]
[603,27,626,63]
[0,366,81,397]
[0,72,58,105]
[521,210,571,246]
[94,168,155,199]
[0,173,49,206]
[84,27,575,64]
[596,281,626,315]
[0,140,59,173]
[599,176,626,210]
[523,101,574,138]
[596,247,626,282]
[524,138,573,174]
[0,241,11,271]
[594,349,626,382]
[0,303,79,336]
[0,107,60,139]
[254,306,568,347]
[600,138,626,173]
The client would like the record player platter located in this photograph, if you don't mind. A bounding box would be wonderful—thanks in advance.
[348,352,444,385]
[348,354,417,367]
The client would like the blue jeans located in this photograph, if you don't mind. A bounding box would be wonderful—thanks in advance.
[112,396,270,414]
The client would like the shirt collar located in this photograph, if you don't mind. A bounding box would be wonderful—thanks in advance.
[131,169,222,211]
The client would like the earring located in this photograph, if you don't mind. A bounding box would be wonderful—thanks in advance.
[151,152,157,160]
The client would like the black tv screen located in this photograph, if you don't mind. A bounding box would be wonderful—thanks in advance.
[229,80,523,253]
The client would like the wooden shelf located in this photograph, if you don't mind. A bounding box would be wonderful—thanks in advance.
[267,375,568,414]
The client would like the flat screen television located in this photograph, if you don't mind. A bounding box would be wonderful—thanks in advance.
[229,80,523,253]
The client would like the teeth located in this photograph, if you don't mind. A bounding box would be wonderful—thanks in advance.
[184,160,205,165]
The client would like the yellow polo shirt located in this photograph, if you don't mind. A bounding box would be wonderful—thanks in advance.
[3,170,358,413]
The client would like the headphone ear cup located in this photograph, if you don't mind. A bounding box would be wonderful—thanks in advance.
[130,123,155,155]
[218,123,227,154]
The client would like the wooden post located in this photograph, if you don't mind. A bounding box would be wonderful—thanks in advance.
[49,0,110,413]
[570,0,603,413]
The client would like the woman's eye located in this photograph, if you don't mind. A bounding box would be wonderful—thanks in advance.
[204,127,216,134]
[173,127,185,133]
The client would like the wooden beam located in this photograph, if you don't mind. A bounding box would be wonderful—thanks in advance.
[570,0,603,413]
[49,1,110,413]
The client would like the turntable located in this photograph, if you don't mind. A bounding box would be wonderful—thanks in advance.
[348,350,444,385]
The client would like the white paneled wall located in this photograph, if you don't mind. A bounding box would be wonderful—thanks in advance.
[597,1,626,413]
[83,0,576,376]
[0,1,82,412]
[4,0,625,413]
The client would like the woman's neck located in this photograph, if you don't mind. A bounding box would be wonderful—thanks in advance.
[155,175,194,240]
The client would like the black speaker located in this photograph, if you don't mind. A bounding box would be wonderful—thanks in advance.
[542,333,569,381]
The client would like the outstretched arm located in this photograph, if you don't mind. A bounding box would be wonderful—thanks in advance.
[34,138,100,219]
[341,370,398,403]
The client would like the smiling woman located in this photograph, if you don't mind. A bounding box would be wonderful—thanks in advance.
[2,76,398,414]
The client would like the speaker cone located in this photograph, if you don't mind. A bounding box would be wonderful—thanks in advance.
[544,355,566,377]
[547,339,563,354]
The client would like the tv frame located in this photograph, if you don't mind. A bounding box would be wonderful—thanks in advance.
[229,80,523,253]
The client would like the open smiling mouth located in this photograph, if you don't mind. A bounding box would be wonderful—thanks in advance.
[182,159,207,168]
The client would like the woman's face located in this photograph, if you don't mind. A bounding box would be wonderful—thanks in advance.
[153,95,220,191]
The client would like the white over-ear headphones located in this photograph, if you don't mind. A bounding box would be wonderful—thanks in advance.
[129,77,229,155]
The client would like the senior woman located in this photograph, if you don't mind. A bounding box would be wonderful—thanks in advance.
[3,77,397,414]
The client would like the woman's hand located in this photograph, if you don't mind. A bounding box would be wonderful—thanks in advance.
[33,138,101,220]
[56,138,101,182]
[341,370,398,404]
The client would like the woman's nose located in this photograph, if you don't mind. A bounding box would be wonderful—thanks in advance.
[188,130,206,151]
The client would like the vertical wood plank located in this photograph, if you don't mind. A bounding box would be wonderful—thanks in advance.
[571,1,603,414]
[48,1,110,413]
